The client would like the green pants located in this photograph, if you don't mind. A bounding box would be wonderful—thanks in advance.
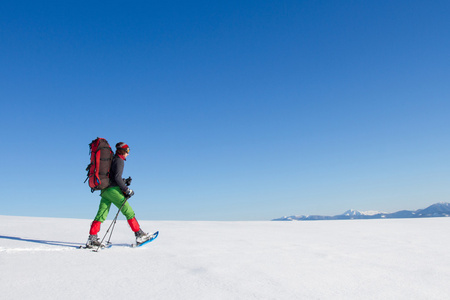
[94,186,135,222]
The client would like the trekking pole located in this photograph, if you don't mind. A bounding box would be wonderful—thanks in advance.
[106,213,119,245]
[106,198,127,245]
[94,197,129,252]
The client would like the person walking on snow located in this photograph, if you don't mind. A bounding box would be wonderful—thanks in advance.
[86,142,151,248]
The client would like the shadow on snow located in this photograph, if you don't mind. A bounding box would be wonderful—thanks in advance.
[0,235,81,249]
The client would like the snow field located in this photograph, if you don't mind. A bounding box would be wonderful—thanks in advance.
[1,215,450,299]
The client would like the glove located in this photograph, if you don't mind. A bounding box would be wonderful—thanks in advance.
[125,189,134,199]
[123,177,132,186]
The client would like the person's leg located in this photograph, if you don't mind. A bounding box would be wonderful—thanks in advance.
[89,220,101,235]
[114,198,153,243]
[114,197,140,232]
[127,216,140,232]
[89,197,112,233]
[103,187,140,232]
[93,197,112,222]
[87,195,112,247]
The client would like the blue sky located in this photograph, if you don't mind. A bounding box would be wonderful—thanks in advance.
[1,0,450,221]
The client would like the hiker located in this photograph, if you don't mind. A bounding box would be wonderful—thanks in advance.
[86,142,151,248]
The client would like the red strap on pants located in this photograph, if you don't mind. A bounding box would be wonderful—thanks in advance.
[89,220,102,235]
[127,217,140,232]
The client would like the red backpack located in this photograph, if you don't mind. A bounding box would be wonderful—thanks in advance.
[85,138,114,192]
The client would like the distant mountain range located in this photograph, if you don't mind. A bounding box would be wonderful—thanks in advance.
[273,202,450,221]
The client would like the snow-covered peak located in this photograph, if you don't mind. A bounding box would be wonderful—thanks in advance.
[341,209,363,217]
[273,202,450,221]
[340,209,383,217]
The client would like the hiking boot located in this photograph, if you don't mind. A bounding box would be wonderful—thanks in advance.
[86,234,105,248]
[135,229,152,244]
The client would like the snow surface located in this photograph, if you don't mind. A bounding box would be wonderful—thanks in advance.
[1,215,450,299]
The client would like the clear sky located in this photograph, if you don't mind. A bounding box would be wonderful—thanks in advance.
[1,0,450,221]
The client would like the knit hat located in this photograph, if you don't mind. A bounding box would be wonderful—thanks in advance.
[116,142,130,153]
